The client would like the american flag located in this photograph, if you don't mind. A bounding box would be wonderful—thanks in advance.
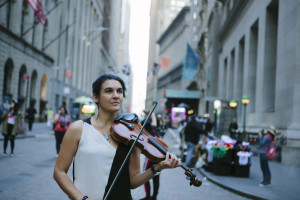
[146,71,153,84]
[26,0,46,26]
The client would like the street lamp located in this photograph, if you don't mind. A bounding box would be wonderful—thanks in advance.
[229,99,238,119]
[241,96,250,139]
[229,100,237,108]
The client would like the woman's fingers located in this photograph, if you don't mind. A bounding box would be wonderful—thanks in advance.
[165,152,180,168]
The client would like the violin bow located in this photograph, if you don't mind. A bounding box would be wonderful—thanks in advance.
[103,101,158,200]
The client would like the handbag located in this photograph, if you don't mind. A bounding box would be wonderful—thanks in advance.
[266,143,277,160]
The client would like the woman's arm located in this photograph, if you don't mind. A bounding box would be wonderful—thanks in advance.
[258,133,271,145]
[1,111,8,121]
[129,148,180,189]
[54,113,60,122]
[53,120,86,200]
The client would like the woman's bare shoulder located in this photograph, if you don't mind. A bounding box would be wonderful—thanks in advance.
[66,120,84,138]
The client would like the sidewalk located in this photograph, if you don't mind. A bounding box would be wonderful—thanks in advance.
[0,122,53,141]
[169,127,300,200]
[198,149,300,200]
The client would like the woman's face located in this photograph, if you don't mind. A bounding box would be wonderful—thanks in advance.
[94,79,124,113]
[10,102,15,109]
[60,107,65,114]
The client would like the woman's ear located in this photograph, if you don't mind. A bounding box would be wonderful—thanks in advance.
[93,94,99,103]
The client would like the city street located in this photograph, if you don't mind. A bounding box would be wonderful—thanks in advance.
[0,124,249,200]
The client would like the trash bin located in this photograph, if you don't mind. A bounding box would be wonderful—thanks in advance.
[233,150,252,177]
[234,164,250,177]
[212,147,234,176]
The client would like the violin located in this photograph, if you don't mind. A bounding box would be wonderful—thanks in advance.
[111,113,202,187]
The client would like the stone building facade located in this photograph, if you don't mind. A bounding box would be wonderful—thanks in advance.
[208,0,300,166]
[0,0,128,121]
[150,0,300,166]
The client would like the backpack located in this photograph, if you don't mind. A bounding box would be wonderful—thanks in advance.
[266,135,277,160]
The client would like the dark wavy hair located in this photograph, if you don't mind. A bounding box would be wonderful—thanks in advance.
[10,99,19,115]
[59,105,68,115]
[92,74,126,98]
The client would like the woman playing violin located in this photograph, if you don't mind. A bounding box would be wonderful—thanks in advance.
[53,73,181,200]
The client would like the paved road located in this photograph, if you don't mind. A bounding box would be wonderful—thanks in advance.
[0,127,250,200]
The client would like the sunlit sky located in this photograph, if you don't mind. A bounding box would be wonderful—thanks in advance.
[129,0,151,116]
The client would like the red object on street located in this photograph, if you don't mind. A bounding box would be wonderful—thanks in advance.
[24,74,30,81]
[65,69,72,78]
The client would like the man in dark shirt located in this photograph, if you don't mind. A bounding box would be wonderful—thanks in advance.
[184,115,202,167]
[26,105,37,131]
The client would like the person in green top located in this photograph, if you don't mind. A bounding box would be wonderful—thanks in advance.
[1,100,21,157]
[47,108,54,128]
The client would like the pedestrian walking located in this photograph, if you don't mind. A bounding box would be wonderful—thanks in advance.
[258,126,276,187]
[1,100,21,157]
[184,115,203,167]
[53,105,71,156]
[26,100,37,131]
[53,73,180,200]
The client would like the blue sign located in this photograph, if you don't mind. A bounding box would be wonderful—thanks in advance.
[182,44,199,80]
[122,64,130,76]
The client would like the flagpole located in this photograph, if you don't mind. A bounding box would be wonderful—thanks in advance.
[0,0,8,8]
[22,0,63,38]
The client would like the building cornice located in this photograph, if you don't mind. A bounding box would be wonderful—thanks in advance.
[0,25,54,65]
[217,0,250,41]
[157,6,190,45]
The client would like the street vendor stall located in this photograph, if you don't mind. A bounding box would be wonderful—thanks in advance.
[202,135,252,177]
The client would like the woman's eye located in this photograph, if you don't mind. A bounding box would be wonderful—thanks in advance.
[105,89,112,93]
[117,89,123,94]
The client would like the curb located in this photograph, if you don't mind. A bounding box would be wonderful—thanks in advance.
[197,168,267,200]
[0,134,35,141]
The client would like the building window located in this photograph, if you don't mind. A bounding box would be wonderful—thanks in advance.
[248,20,258,113]
[237,37,245,105]
[263,0,278,112]
[21,0,29,37]
[229,49,235,99]
[223,58,228,98]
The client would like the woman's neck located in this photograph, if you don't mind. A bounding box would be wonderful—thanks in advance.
[95,110,118,128]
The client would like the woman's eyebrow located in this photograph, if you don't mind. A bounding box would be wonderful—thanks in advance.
[104,87,123,90]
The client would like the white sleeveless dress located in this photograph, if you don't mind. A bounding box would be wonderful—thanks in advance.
[73,122,116,200]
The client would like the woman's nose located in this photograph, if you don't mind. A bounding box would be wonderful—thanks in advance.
[112,90,119,97]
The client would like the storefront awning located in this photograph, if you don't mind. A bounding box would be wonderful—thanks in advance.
[165,89,200,99]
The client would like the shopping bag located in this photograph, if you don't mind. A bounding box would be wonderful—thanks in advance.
[266,143,277,160]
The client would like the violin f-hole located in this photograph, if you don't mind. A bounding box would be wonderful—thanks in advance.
[130,134,144,141]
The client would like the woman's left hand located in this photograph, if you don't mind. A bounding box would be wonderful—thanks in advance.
[157,152,181,171]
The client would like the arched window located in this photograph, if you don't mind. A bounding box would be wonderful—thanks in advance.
[18,65,27,100]
[40,74,47,100]
[3,59,14,97]
[30,70,38,100]
[3,59,14,109]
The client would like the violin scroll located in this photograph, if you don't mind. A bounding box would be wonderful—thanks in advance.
[185,169,202,187]
[181,164,202,187]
